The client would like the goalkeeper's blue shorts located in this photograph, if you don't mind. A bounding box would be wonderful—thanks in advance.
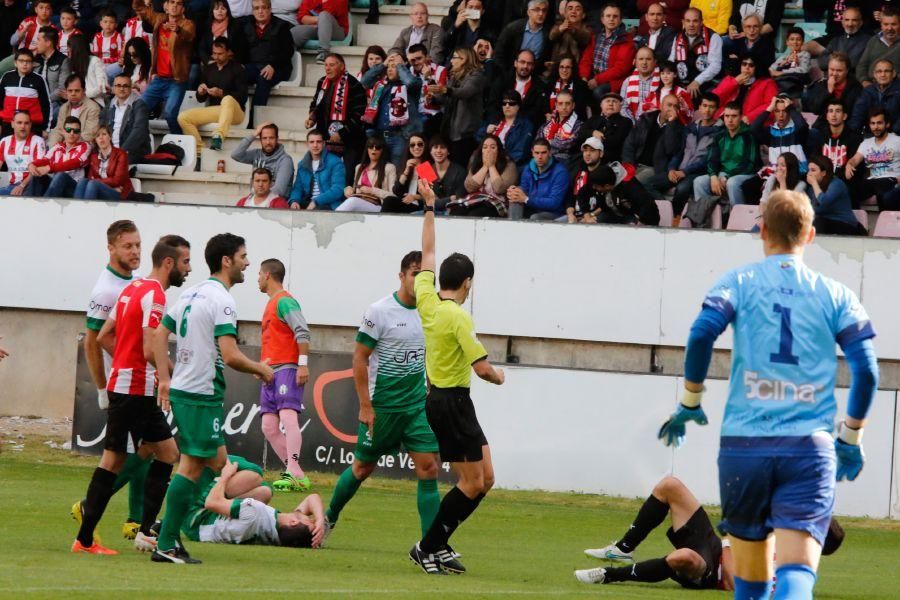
[717,434,836,546]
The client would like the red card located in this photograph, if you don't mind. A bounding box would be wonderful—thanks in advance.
[415,161,439,184]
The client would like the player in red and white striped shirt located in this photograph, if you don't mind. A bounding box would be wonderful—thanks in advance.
[12,0,56,52]
[73,235,193,556]
[0,111,45,195]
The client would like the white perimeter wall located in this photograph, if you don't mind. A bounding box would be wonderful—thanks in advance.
[1,199,899,518]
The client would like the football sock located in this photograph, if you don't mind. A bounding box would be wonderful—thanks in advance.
[734,576,774,600]
[156,474,198,552]
[617,494,669,553]
[773,564,816,600]
[77,467,118,546]
[419,487,483,553]
[416,479,440,536]
[280,409,305,479]
[604,557,675,583]
[140,460,173,535]
[261,413,288,465]
[325,467,363,524]
[126,455,152,522]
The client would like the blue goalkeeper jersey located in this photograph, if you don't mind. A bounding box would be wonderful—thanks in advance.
[703,254,875,438]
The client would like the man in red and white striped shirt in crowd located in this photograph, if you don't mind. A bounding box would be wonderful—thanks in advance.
[24,115,91,196]
[123,13,152,46]
[0,111,45,196]
[92,10,125,80]
[73,235,193,556]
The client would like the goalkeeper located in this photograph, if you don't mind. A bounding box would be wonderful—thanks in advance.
[653,192,878,600]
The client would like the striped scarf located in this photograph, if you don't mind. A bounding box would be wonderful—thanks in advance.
[673,26,711,62]
[592,25,626,73]
[622,68,660,120]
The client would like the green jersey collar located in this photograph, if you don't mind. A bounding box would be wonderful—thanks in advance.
[106,264,132,280]
[393,292,416,309]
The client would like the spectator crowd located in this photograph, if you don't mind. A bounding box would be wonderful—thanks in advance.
[1,0,899,233]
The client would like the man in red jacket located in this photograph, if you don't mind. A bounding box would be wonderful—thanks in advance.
[236,167,290,209]
[579,4,636,97]
[24,115,91,197]
[291,0,349,64]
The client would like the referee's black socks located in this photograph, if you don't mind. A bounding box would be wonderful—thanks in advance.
[420,487,484,553]
[605,558,675,583]
[77,467,118,546]
[617,494,669,553]
[141,460,174,536]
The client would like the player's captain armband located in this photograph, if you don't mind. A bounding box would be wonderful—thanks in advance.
[681,387,704,408]
[838,421,864,445]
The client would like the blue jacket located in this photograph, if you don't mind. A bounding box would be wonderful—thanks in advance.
[808,178,857,226]
[519,158,571,215]
[288,149,346,210]
[849,78,900,135]
[361,63,423,137]
[475,117,535,167]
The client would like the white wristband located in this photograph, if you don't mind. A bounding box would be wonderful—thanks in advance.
[297,355,308,367]
[681,388,704,408]
[838,421,863,445]
[97,388,109,410]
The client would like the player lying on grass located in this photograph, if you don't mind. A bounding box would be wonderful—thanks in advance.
[574,475,845,590]
[656,190,877,600]
[181,456,326,548]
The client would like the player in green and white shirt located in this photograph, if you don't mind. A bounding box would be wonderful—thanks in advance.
[324,251,441,541]
[72,220,151,543]
[151,233,274,564]
[182,455,326,548]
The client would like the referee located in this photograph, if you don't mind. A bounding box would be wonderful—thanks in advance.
[408,181,505,575]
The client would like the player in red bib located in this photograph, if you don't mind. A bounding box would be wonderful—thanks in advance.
[257,258,312,492]
[72,235,192,556]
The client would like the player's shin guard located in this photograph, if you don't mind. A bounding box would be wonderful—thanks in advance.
[77,468,118,546]
[156,474,199,552]
[325,467,363,524]
[773,564,816,600]
[141,460,174,535]
[734,576,774,600]
[617,494,669,553]
[419,487,483,553]
[416,479,440,536]
[604,558,675,583]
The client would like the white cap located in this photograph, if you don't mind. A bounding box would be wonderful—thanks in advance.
[582,136,604,151]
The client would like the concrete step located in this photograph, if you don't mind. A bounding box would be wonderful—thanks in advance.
[356,23,405,47]
[351,6,447,27]
[254,105,314,130]
[156,191,229,207]
[190,128,310,154]
[267,86,317,108]
[140,171,250,198]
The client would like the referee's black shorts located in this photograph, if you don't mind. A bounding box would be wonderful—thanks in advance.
[105,391,173,453]
[425,386,488,463]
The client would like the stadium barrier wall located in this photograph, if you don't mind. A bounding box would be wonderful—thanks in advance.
[71,344,899,519]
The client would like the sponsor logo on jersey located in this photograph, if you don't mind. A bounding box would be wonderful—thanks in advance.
[392,348,424,364]
[89,300,113,312]
[744,370,819,403]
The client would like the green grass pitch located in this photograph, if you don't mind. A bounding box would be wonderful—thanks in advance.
[1,438,899,599]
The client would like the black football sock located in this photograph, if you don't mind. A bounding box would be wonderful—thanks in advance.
[140,460,174,535]
[604,558,675,583]
[77,467,118,546]
[617,494,669,553]
[419,487,483,553]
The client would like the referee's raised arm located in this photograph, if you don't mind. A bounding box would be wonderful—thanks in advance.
[418,180,436,272]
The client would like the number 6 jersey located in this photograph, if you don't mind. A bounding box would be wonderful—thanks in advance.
[161,278,238,405]
[703,254,875,438]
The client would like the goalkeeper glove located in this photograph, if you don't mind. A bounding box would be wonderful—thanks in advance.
[658,388,708,448]
[97,388,109,410]
[835,421,864,481]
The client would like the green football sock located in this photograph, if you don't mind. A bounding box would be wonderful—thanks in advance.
[111,453,148,494]
[126,456,151,522]
[417,479,440,537]
[157,474,199,552]
[325,467,363,524]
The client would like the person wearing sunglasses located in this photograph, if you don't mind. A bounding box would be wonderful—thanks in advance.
[121,37,152,95]
[476,89,534,168]
[23,115,91,197]
[336,135,396,212]
[383,133,429,213]
[711,56,777,124]
[361,52,423,170]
